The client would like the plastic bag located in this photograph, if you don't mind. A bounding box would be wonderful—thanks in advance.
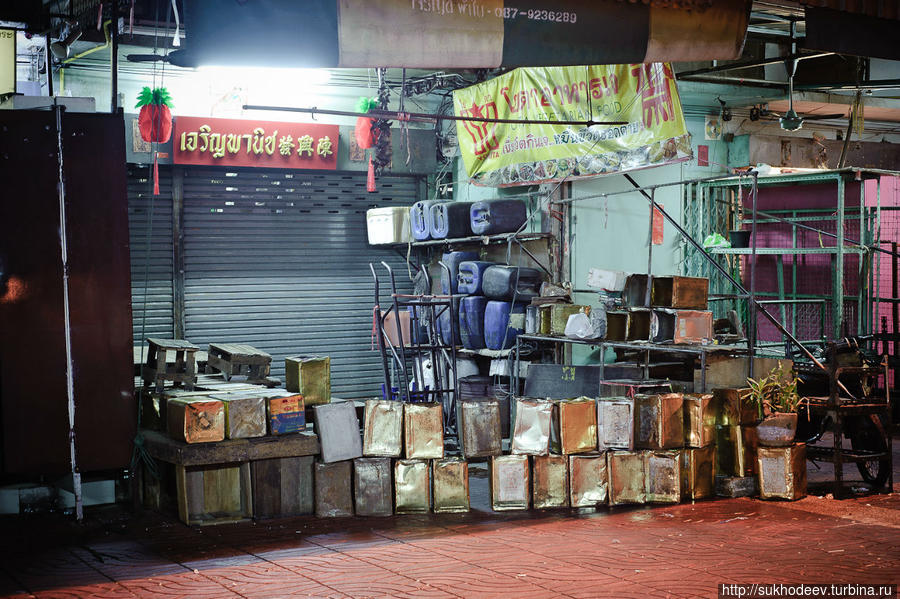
[564,312,594,340]
[703,233,731,249]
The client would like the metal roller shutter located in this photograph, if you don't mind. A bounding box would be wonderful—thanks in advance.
[127,165,174,346]
[181,167,417,399]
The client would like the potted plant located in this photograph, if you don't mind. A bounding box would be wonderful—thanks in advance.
[135,86,173,144]
[745,364,802,447]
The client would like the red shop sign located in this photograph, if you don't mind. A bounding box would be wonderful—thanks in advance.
[173,116,339,170]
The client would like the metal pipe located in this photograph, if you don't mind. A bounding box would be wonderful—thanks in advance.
[749,172,759,376]
[242,104,628,127]
[45,33,54,96]
[111,3,118,113]
[675,52,833,79]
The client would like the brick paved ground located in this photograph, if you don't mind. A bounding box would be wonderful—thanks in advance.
[1,444,897,599]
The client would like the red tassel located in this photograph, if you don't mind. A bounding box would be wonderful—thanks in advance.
[153,154,160,196]
[367,156,376,193]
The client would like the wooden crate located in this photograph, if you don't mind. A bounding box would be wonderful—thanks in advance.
[176,462,252,525]
[251,456,314,519]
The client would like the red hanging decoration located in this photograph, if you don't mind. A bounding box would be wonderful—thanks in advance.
[153,153,160,196]
[135,87,174,143]
[367,156,376,193]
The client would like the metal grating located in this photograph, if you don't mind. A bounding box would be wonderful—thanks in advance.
[181,167,418,400]
[127,165,175,346]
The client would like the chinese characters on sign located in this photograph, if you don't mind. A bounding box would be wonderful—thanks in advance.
[173,116,339,169]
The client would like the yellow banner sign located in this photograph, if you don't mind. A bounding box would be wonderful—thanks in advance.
[453,64,691,187]
[0,29,15,96]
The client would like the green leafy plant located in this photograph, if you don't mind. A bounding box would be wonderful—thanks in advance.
[135,86,173,109]
[745,364,802,415]
[356,96,378,114]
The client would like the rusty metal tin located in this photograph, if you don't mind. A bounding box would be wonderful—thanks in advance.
[490,455,530,511]
[758,443,806,500]
[715,474,758,498]
[404,403,444,459]
[532,454,569,509]
[683,393,715,448]
[680,445,716,500]
[511,398,552,456]
[606,310,630,341]
[394,459,431,513]
[743,425,759,476]
[458,400,502,458]
[550,397,598,455]
[433,458,469,513]
[568,453,609,508]
[314,460,353,518]
[539,305,552,335]
[597,397,635,450]
[166,397,225,444]
[713,388,759,426]
[715,424,753,477]
[644,450,681,504]
[314,401,363,463]
[363,400,403,457]
[210,394,267,439]
[650,275,709,310]
[607,451,646,506]
[634,393,684,450]
[549,304,590,336]
[353,457,393,517]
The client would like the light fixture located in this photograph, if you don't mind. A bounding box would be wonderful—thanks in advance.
[49,26,81,60]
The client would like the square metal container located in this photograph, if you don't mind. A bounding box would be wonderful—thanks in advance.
[568,453,609,507]
[511,398,552,456]
[266,393,305,435]
[532,454,569,509]
[404,403,444,459]
[651,309,713,344]
[715,474,758,498]
[600,380,672,399]
[715,424,757,477]
[433,458,469,513]
[211,394,267,439]
[549,304,591,336]
[606,311,630,341]
[597,397,635,450]
[490,455,530,511]
[550,397,598,455]
[395,459,431,513]
[285,355,331,406]
[363,400,403,457]
[644,450,681,504]
[650,275,709,310]
[458,400,502,458]
[314,402,363,464]
[627,308,652,341]
[713,388,759,426]
[353,457,393,517]
[607,451,646,506]
[758,444,806,500]
[314,460,353,518]
[680,445,716,500]
[167,397,225,444]
[634,393,684,450]
[683,393,716,448]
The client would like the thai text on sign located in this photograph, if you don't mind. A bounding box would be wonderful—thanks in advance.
[173,116,339,169]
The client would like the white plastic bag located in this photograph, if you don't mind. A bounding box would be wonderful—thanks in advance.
[564,312,594,340]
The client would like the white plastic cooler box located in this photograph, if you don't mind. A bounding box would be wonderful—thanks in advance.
[366,207,411,245]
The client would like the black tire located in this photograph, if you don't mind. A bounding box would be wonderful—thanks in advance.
[848,414,890,488]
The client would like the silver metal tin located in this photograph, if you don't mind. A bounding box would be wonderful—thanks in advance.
[511,398,552,456]
[363,400,403,457]
[353,457,393,517]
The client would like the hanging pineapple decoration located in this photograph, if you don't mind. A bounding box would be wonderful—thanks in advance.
[135,86,174,195]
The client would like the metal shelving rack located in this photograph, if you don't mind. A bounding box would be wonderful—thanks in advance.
[689,169,894,347]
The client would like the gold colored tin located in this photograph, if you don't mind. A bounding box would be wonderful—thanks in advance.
[511,398,552,456]
[568,453,608,507]
[713,388,759,426]
[532,454,569,509]
[363,399,403,457]
[353,457,393,517]
[683,393,715,448]
[596,397,634,450]
[490,455,530,511]
[549,397,598,455]
[539,305,552,335]
[680,445,716,500]
[715,424,753,477]
[644,450,681,504]
[404,403,443,459]
[607,451,646,506]
[458,400,502,458]
[743,425,759,476]
[394,459,431,513]
[433,458,469,513]
[549,304,591,336]
[758,443,806,500]
[211,394,267,439]
[634,393,684,450]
